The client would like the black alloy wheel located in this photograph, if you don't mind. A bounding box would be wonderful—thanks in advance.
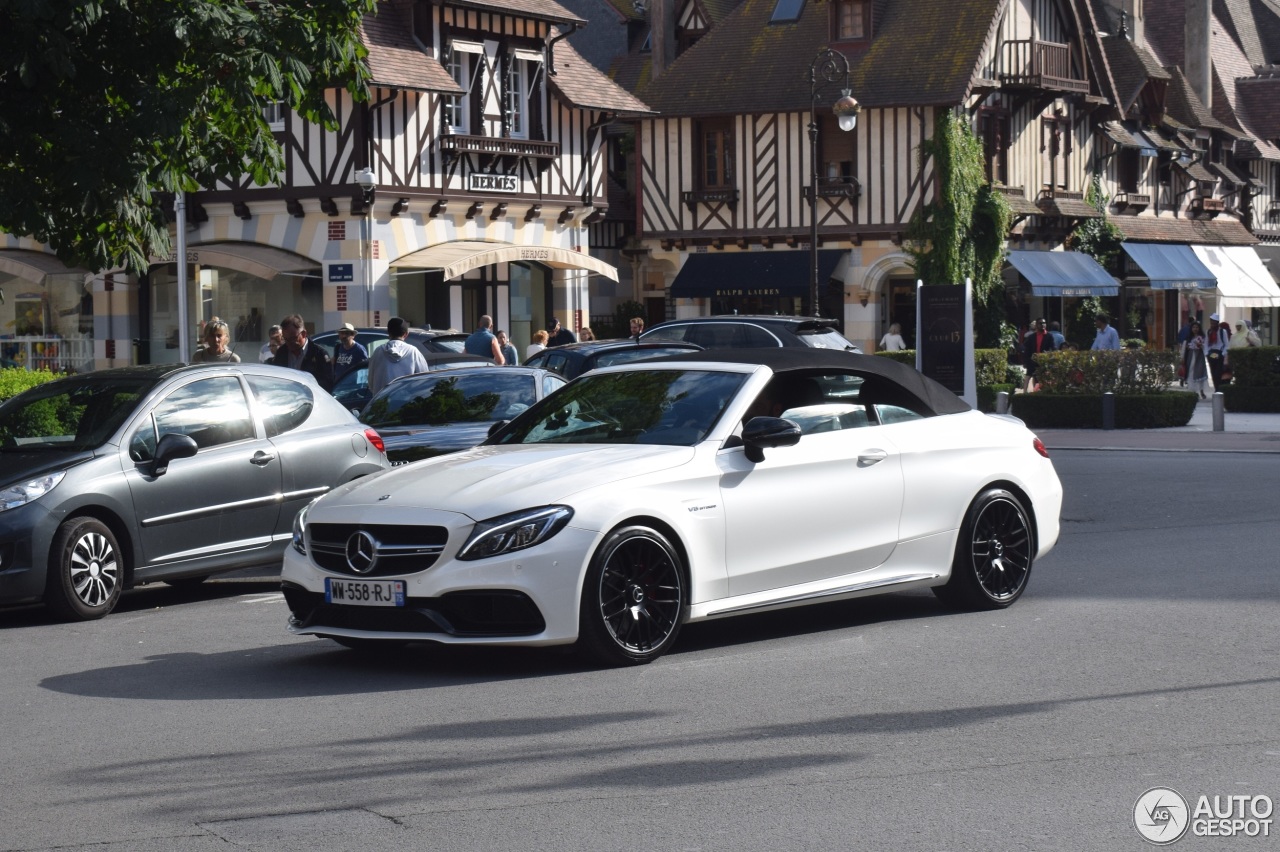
[45,517,123,621]
[935,488,1034,610]
[579,525,685,666]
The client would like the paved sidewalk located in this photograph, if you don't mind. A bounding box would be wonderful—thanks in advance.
[1031,395,1280,453]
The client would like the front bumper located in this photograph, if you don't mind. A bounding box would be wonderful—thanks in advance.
[281,522,597,647]
[0,500,58,606]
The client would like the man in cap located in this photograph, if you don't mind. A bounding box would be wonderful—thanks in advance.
[547,316,576,347]
[367,316,428,397]
[332,322,368,382]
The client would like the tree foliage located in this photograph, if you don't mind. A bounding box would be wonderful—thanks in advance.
[0,0,376,274]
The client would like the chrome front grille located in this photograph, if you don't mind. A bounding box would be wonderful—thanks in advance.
[309,523,449,577]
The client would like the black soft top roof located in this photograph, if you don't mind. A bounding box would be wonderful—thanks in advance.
[650,348,972,416]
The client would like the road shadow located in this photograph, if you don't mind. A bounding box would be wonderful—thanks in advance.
[0,578,281,631]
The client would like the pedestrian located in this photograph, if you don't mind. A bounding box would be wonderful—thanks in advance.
[259,324,283,363]
[1176,315,1195,346]
[579,327,596,342]
[496,329,519,366]
[191,319,241,363]
[1047,320,1065,350]
[1205,313,1231,389]
[1021,318,1055,392]
[367,316,428,397]
[1183,321,1208,399]
[332,323,368,382]
[629,316,645,340]
[1231,319,1261,348]
[547,317,576,347]
[270,314,334,391]
[879,322,907,352]
[464,315,505,364]
[526,330,549,360]
[1090,313,1121,351]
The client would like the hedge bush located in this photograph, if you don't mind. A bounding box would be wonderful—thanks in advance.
[1220,346,1280,412]
[0,368,62,403]
[1032,349,1177,395]
[1011,391,1197,429]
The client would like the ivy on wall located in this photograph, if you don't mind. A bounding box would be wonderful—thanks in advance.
[905,110,1012,346]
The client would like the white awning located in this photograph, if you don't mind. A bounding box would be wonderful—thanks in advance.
[0,250,89,284]
[1191,245,1280,307]
[390,240,618,282]
[151,242,319,281]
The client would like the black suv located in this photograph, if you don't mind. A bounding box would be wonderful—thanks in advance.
[310,326,469,361]
[523,338,703,380]
[641,316,861,353]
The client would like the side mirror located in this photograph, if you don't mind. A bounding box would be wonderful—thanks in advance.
[151,433,198,477]
[742,416,801,463]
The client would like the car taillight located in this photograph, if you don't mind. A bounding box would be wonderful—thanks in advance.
[1033,437,1050,458]
[365,428,386,454]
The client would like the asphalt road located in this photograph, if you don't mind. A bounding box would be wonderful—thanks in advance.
[2,450,1278,852]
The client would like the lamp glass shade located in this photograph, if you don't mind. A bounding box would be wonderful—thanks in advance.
[838,113,858,132]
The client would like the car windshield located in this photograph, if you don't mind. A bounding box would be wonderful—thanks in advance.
[0,377,152,451]
[360,372,538,427]
[797,327,859,350]
[491,369,746,447]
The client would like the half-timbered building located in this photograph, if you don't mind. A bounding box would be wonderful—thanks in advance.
[630,0,1121,352]
[0,0,649,370]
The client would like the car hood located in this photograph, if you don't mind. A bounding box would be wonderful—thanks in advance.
[0,447,97,486]
[379,422,494,463]
[331,443,695,518]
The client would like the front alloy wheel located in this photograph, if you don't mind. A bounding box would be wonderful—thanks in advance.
[579,525,685,666]
[45,517,123,621]
[935,488,1033,610]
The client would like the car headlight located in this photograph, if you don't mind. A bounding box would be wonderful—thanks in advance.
[457,505,574,561]
[291,498,319,555]
[0,472,66,513]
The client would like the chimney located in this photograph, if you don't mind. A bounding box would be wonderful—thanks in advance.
[1185,0,1212,109]
[649,0,676,79]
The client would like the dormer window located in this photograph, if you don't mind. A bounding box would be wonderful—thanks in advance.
[444,40,484,135]
[506,49,544,140]
[833,0,870,41]
[770,0,805,23]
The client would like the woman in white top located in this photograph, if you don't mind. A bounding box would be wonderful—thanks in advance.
[879,323,907,352]
[526,329,549,360]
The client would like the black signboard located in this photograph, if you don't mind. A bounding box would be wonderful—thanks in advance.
[918,285,965,394]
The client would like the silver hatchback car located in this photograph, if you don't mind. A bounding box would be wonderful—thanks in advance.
[0,363,390,620]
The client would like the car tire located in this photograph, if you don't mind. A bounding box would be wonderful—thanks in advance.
[935,488,1034,610]
[45,517,123,621]
[578,525,685,666]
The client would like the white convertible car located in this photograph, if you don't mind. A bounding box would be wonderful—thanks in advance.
[282,349,1062,665]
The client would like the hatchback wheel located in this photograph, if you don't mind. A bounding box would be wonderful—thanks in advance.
[579,525,685,666]
[45,517,123,621]
[935,488,1033,610]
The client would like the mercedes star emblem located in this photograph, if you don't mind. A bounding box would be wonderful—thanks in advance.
[345,530,379,574]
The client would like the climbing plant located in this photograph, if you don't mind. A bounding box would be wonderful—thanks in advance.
[1064,176,1124,347]
[906,110,1012,346]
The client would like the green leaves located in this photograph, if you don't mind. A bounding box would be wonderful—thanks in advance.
[0,0,376,273]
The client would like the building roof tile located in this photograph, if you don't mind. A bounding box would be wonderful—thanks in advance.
[361,4,463,94]
[640,0,1001,115]
[1111,214,1256,244]
[550,33,654,113]
[450,0,586,24]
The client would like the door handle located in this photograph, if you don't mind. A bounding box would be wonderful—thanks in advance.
[250,450,277,466]
[858,449,888,466]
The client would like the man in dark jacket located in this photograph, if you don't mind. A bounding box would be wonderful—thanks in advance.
[547,317,576,347]
[271,313,334,391]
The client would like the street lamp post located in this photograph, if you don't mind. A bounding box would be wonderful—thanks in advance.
[354,167,376,325]
[807,48,860,318]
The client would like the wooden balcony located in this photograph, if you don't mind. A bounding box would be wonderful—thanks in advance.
[1113,191,1150,212]
[1190,196,1224,216]
[803,176,861,200]
[998,39,1090,94]
[439,134,559,172]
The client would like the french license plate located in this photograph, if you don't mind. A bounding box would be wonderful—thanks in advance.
[324,577,406,607]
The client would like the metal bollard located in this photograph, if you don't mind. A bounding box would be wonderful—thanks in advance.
[995,391,1010,414]
[1212,391,1225,432]
[1102,391,1115,430]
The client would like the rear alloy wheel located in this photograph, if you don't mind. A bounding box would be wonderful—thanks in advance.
[935,488,1034,610]
[579,525,685,666]
[45,517,123,621]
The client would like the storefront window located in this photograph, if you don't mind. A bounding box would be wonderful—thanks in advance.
[0,271,94,372]
[145,264,321,364]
